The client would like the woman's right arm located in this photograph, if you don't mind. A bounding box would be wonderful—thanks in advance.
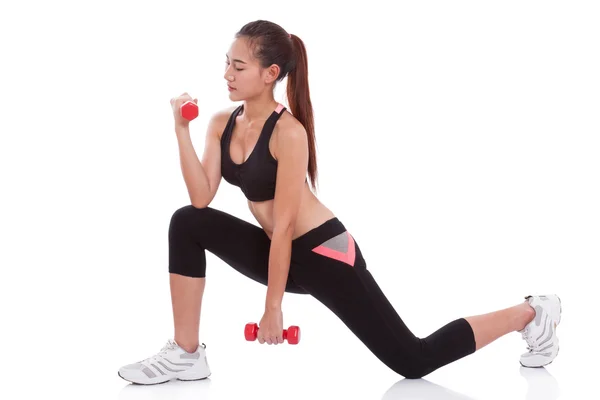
[176,110,228,208]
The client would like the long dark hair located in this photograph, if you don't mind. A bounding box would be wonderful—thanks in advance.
[235,20,318,192]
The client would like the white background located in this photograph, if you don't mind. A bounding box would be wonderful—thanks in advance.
[1,1,598,399]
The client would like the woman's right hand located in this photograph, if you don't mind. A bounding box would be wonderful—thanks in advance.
[170,92,198,128]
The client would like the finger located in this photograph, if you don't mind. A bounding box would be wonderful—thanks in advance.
[258,336,265,344]
[277,336,284,344]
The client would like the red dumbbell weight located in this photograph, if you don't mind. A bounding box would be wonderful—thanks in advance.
[180,100,199,121]
[244,322,301,345]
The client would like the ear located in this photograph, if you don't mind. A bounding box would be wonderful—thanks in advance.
[264,63,281,84]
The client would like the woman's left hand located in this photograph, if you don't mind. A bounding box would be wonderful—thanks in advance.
[258,307,284,345]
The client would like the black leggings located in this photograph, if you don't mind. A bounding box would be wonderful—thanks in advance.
[168,205,476,379]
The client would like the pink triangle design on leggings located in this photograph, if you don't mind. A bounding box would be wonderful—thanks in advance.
[311,231,356,267]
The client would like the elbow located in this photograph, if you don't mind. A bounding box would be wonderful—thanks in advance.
[190,191,212,209]
[189,181,213,209]
[191,196,210,209]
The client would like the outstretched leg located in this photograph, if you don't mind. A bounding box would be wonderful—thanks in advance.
[287,218,535,379]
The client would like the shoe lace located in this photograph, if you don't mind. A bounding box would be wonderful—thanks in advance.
[521,328,540,352]
[139,339,179,364]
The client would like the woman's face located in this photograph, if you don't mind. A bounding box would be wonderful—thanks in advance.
[224,37,278,100]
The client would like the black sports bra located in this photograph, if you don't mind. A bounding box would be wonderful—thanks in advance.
[220,103,285,202]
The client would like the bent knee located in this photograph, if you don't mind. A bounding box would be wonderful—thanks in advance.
[172,204,211,217]
[387,349,433,379]
[169,204,212,232]
[400,365,430,379]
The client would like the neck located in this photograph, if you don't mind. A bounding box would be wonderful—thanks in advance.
[240,94,279,123]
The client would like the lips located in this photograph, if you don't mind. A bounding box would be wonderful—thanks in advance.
[228,85,236,90]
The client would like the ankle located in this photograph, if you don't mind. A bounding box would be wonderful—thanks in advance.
[516,302,536,331]
[174,338,199,353]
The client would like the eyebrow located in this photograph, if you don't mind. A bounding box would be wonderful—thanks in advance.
[225,54,247,64]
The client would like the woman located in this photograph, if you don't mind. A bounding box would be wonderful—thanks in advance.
[118,20,561,385]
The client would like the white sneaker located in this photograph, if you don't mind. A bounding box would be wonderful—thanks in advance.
[518,294,562,368]
[118,339,211,385]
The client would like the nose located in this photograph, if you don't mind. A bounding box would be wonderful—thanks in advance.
[223,67,234,82]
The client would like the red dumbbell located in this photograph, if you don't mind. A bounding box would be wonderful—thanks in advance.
[244,322,301,345]
[180,100,199,121]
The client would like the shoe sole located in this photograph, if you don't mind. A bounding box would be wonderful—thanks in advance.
[520,295,561,368]
[519,345,559,368]
[118,371,210,385]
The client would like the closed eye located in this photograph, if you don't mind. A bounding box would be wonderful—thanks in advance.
[225,61,243,71]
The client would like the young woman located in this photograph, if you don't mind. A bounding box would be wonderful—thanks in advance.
[118,20,561,385]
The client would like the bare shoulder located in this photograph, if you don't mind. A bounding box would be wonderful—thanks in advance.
[272,110,308,159]
[275,110,306,138]
[209,105,238,140]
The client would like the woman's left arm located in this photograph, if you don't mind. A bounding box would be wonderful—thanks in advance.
[266,124,309,310]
